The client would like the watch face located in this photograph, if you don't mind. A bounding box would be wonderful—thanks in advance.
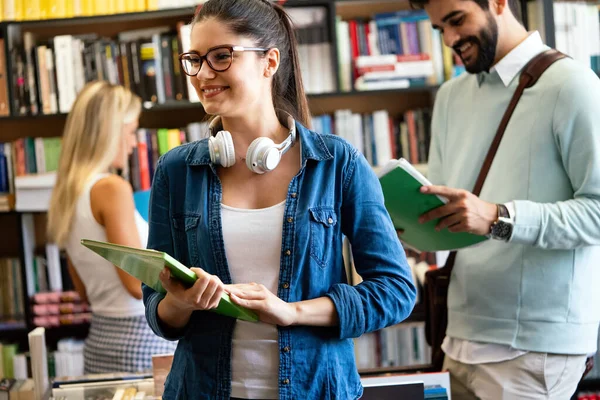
[492,220,513,240]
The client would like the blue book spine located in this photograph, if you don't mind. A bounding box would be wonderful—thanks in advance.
[0,144,7,193]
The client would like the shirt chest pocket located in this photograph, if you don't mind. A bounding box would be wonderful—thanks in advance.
[172,214,201,267]
[309,208,338,268]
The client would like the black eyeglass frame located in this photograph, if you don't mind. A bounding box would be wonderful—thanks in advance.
[179,45,270,75]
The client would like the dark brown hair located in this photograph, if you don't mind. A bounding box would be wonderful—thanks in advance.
[193,0,311,127]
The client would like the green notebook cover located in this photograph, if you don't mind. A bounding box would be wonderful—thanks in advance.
[378,159,488,252]
[80,239,258,322]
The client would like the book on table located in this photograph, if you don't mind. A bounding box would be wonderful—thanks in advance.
[80,239,258,322]
[378,158,488,252]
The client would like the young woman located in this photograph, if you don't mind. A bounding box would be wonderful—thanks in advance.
[143,0,417,398]
[48,81,177,374]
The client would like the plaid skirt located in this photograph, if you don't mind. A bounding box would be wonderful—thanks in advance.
[84,313,178,374]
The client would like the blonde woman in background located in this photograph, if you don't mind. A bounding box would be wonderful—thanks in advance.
[48,81,176,374]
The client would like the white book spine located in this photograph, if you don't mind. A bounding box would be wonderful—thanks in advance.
[46,243,64,292]
[21,213,37,297]
[34,137,46,174]
[152,34,166,103]
[355,77,410,91]
[72,38,86,94]
[178,24,200,103]
[336,19,352,92]
[45,48,59,114]
[54,35,76,113]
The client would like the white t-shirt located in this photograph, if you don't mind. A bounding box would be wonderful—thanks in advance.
[65,173,148,318]
[222,200,286,400]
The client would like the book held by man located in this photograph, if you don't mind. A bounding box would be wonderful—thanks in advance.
[80,239,258,322]
[378,158,488,252]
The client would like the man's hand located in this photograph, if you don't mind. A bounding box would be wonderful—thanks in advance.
[419,185,498,236]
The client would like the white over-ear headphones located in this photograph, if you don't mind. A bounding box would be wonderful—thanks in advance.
[208,110,297,174]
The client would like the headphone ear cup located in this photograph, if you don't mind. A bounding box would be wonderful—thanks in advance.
[246,137,279,174]
[211,130,236,168]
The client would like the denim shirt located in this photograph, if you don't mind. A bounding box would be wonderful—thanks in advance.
[142,122,416,400]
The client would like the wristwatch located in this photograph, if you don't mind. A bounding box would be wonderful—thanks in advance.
[489,204,514,241]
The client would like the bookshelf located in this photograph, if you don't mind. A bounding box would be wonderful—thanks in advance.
[1,0,599,384]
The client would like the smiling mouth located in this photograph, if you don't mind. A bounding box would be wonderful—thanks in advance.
[202,87,229,95]
[456,41,476,60]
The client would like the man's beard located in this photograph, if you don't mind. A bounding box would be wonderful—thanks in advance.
[453,14,499,74]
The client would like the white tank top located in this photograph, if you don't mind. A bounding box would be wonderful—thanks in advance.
[65,173,148,318]
[222,200,285,400]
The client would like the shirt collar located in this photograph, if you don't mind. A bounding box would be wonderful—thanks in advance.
[477,31,546,87]
[186,121,333,166]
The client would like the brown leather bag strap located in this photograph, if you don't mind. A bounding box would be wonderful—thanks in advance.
[445,49,566,270]
[472,49,567,197]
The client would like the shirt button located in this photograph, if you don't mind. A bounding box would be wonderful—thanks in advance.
[291,193,297,198]
[328,217,333,224]
[285,250,291,256]
[282,346,291,353]
[282,378,290,385]
[287,217,293,223]
[282,282,290,289]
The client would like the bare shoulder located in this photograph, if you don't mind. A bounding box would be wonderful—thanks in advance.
[90,174,135,225]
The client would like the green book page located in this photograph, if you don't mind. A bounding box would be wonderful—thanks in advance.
[379,164,488,252]
[80,239,258,322]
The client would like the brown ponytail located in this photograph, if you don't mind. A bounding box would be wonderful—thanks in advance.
[193,0,312,128]
[272,4,311,128]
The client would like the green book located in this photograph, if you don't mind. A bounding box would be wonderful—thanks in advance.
[378,158,488,252]
[80,239,258,322]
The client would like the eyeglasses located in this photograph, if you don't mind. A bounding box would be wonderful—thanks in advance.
[179,45,269,76]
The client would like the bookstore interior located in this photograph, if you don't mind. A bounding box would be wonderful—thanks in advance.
[0,0,599,399]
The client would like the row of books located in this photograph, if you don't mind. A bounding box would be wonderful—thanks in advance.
[553,2,600,75]
[1,6,338,117]
[2,337,82,378]
[578,393,600,400]
[2,27,192,116]
[312,107,432,168]
[0,137,61,210]
[126,122,209,193]
[32,290,89,328]
[0,0,202,22]
[336,10,463,92]
[1,107,432,211]
[354,321,431,370]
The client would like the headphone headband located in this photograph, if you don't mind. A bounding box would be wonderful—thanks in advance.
[208,110,297,174]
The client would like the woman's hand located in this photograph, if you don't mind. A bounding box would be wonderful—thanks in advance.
[159,267,225,313]
[225,283,297,327]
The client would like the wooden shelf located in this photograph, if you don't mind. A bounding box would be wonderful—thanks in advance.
[336,0,411,20]
[0,86,438,141]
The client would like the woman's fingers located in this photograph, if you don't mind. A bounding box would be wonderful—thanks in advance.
[159,268,185,295]
[208,286,224,310]
[200,276,221,309]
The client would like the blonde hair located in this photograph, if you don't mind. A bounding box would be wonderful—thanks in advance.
[47,81,141,247]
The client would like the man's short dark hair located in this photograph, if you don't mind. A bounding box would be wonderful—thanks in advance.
[409,0,522,22]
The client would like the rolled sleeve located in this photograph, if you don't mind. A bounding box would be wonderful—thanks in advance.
[325,284,366,339]
[332,149,417,339]
[142,285,187,341]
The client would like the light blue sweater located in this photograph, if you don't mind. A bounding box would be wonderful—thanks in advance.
[428,53,600,354]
